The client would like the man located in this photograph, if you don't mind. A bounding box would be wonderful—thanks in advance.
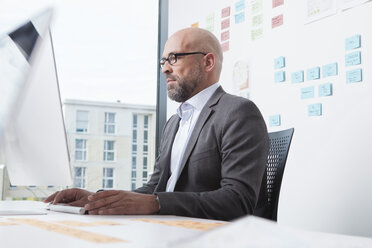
[45,28,269,221]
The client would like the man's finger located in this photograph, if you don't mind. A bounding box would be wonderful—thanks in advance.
[44,191,59,203]
[85,194,122,210]
[88,190,120,201]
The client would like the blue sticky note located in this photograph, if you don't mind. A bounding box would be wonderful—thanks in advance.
[274,70,285,83]
[274,56,285,69]
[301,86,314,99]
[346,68,362,83]
[269,115,281,127]
[345,35,361,51]
[318,83,333,97]
[322,63,338,77]
[345,51,361,66]
[235,12,245,24]
[235,0,245,12]
[291,70,304,83]
[307,67,320,80]
[308,103,322,116]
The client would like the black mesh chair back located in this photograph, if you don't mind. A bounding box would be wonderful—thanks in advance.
[255,128,294,221]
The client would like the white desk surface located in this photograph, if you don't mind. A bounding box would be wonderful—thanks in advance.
[1,201,372,248]
[0,200,226,248]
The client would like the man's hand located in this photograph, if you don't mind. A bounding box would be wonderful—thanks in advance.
[44,188,93,207]
[84,190,160,215]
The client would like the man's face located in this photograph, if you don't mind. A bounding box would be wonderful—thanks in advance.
[161,35,204,102]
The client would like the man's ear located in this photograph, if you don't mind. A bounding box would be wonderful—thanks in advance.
[204,53,216,72]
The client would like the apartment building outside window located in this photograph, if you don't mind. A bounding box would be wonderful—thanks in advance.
[104,140,115,161]
[74,167,86,188]
[75,139,87,161]
[104,112,116,134]
[76,110,89,133]
[102,168,114,189]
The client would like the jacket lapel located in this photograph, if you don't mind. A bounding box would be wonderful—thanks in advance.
[176,86,225,180]
[155,115,180,192]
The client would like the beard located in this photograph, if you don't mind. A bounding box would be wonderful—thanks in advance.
[167,63,203,103]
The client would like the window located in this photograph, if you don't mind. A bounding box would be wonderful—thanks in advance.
[144,115,149,128]
[133,114,138,128]
[131,182,136,190]
[142,171,147,179]
[131,171,136,178]
[132,144,137,152]
[104,140,115,161]
[132,156,137,169]
[75,139,87,161]
[133,130,137,143]
[104,112,116,134]
[102,168,114,189]
[143,130,148,143]
[143,156,147,170]
[74,167,86,188]
[76,110,89,133]
[143,144,148,153]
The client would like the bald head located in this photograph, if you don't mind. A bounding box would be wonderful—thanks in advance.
[166,28,223,80]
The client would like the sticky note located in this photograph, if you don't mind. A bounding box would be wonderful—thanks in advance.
[235,0,245,12]
[221,30,230,42]
[221,6,231,18]
[345,35,361,51]
[272,0,284,8]
[345,51,361,66]
[301,86,315,99]
[221,18,230,30]
[274,56,285,69]
[322,63,338,77]
[307,67,320,80]
[318,83,333,97]
[252,0,263,14]
[252,14,263,27]
[191,22,199,28]
[308,103,322,116]
[269,115,281,127]
[274,71,285,82]
[221,41,230,52]
[235,12,245,24]
[291,70,304,83]
[272,14,283,28]
[206,13,215,32]
[251,28,263,40]
[346,68,362,83]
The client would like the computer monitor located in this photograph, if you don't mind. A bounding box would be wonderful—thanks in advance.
[0,9,72,186]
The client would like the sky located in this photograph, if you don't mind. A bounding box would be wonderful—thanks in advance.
[0,0,159,105]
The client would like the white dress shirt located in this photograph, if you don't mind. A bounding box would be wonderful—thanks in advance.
[166,83,220,192]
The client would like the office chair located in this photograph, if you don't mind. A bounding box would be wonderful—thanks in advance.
[255,128,294,221]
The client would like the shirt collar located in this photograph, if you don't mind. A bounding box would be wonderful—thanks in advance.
[185,82,220,111]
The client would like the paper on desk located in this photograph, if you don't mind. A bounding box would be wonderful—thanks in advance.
[167,216,372,248]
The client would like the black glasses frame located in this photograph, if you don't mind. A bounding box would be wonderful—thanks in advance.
[160,52,207,68]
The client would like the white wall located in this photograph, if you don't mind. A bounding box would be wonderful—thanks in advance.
[168,0,372,237]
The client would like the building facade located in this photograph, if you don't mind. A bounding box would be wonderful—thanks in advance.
[64,99,156,192]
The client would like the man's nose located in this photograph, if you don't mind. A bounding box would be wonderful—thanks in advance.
[161,61,172,74]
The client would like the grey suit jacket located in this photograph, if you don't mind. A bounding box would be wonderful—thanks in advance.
[135,86,269,221]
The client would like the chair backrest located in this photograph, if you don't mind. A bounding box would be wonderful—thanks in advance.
[255,128,294,221]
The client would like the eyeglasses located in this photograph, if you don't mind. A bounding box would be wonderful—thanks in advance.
[160,52,206,68]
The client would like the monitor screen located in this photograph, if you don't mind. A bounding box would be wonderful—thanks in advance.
[0,9,72,186]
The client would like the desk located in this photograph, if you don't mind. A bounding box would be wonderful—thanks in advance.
[0,201,226,248]
[1,201,372,248]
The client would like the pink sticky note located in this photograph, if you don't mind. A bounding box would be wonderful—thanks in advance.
[272,14,283,28]
[221,30,230,42]
[221,18,230,30]
[221,7,230,18]
[272,0,284,8]
[221,41,229,52]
